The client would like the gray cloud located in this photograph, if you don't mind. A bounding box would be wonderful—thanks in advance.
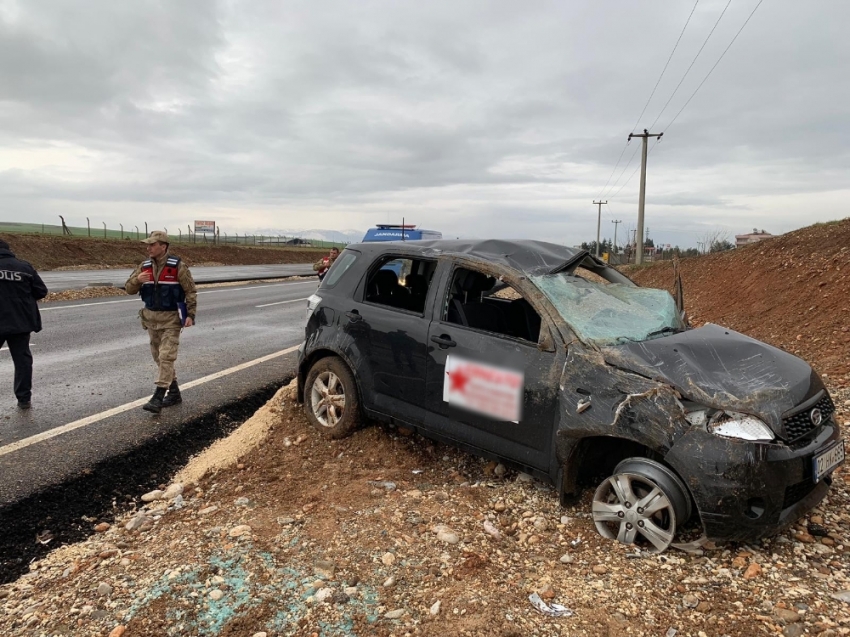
[0,0,848,249]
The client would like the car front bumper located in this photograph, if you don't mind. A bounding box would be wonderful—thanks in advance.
[665,419,842,542]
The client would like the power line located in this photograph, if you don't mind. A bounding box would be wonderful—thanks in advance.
[610,138,661,198]
[596,141,631,200]
[664,0,766,132]
[601,143,641,199]
[596,1,699,200]
[612,0,765,198]
[630,0,701,133]
[648,0,733,131]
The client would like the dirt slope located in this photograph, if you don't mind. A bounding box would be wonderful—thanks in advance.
[2,220,850,636]
[0,233,327,270]
[623,218,850,386]
[2,383,848,637]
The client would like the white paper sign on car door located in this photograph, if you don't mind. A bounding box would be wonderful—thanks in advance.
[443,355,524,422]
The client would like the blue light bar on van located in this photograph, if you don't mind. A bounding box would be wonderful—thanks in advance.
[362,227,443,242]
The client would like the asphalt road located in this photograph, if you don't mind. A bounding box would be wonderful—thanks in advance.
[0,279,318,504]
[40,264,316,292]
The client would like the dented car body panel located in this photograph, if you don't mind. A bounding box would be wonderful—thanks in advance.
[600,324,819,431]
[298,240,842,543]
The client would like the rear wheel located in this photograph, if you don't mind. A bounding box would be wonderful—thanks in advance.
[304,357,361,439]
[591,458,691,553]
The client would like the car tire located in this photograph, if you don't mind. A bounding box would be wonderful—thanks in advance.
[591,457,691,553]
[304,356,362,439]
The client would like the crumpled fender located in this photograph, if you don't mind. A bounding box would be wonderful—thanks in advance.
[555,344,692,494]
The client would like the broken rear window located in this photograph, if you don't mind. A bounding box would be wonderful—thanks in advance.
[531,274,683,346]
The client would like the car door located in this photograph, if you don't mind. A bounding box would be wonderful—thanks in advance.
[340,254,438,419]
[424,264,564,472]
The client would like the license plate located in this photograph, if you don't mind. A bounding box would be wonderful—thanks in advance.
[813,440,845,483]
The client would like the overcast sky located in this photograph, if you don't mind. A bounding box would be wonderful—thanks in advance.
[1,0,847,248]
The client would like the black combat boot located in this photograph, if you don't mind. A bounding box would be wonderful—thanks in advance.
[142,387,167,414]
[161,380,182,407]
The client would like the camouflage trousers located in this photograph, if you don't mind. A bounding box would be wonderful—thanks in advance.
[140,309,182,388]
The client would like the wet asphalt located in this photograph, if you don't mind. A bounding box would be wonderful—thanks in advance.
[0,278,319,504]
[40,264,315,292]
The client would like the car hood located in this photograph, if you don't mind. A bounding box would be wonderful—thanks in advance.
[600,323,820,429]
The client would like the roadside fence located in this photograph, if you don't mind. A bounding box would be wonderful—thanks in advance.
[0,221,349,250]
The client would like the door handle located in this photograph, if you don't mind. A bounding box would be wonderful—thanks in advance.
[345,310,362,322]
[430,334,457,348]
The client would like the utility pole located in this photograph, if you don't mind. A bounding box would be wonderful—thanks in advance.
[592,200,607,257]
[628,128,663,264]
[611,220,622,253]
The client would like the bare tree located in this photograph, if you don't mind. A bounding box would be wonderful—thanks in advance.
[697,229,732,254]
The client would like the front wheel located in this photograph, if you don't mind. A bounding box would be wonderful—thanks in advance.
[303,356,361,439]
[591,458,691,553]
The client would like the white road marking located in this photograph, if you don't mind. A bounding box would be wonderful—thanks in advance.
[40,281,318,311]
[40,298,137,311]
[0,344,300,457]
[255,297,311,308]
[0,346,35,352]
[197,281,317,294]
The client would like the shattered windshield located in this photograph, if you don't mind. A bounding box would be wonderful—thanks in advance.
[531,274,684,346]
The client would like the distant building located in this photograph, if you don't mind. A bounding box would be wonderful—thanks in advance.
[735,229,774,248]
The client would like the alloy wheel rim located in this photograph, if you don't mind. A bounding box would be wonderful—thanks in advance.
[592,472,676,553]
[310,371,346,428]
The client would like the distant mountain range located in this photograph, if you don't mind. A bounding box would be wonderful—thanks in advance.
[249,228,365,244]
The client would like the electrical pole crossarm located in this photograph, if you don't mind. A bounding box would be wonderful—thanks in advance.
[628,128,664,141]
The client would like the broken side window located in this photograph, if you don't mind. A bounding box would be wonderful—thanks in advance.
[444,267,541,344]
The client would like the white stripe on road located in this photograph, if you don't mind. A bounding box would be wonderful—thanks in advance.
[40,298,137,311]
[40,281,318,311]
[0,345,300,457]
[255,297,310,308]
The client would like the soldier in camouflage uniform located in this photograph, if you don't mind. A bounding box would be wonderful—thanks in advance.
[312,247,339,282]
[125,231,197,414]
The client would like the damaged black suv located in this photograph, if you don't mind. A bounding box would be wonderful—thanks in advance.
[297,240,844,552]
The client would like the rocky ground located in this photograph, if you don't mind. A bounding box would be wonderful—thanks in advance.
[1,382,848,637]
[3,219,849,636]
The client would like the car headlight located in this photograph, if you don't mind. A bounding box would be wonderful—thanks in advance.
[306,294,322,322]
[685,408,775,442]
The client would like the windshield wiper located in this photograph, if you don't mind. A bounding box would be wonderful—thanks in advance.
[644,326,681,339]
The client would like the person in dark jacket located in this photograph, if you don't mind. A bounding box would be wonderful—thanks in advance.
[0,239,48,409]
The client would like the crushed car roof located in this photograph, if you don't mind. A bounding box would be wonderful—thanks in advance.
[347,239,606,277]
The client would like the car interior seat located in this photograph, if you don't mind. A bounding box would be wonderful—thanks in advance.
[404,273,428,312]
[371,269,404,307]
[448,270,508,333]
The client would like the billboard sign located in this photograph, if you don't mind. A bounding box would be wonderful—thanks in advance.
[194,220,216,234]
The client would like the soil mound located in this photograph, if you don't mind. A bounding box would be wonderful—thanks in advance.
[0,233,327,270]
[623,218,850,385]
